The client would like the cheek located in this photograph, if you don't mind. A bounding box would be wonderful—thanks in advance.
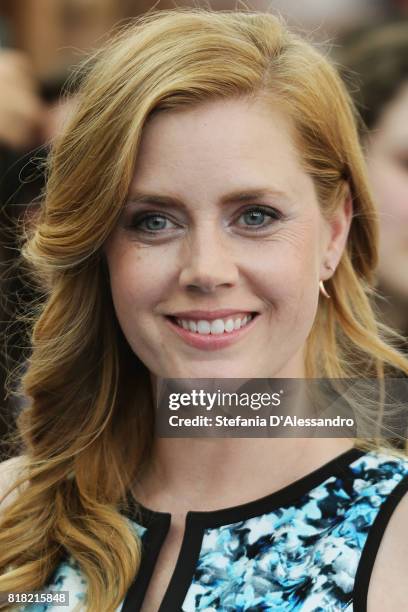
[257,222,320,282]
[242,224,321,323]
[106,246,174,337]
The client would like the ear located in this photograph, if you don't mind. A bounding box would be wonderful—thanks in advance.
[320,185,353,279]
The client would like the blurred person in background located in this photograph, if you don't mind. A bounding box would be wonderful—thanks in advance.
[338,22,408,345]
[0,0,135,452]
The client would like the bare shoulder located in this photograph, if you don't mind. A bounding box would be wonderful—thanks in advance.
[0,455,28,514]
[367,484,408,612]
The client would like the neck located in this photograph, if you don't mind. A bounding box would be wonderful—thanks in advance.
[139,371,354,516]
[132,436,354,516]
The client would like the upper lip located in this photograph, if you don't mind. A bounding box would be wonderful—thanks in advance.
[167,309,257,321]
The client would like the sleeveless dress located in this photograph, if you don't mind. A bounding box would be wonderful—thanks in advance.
[16,447,408,612]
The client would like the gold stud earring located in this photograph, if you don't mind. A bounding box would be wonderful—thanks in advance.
[319,280,331,299]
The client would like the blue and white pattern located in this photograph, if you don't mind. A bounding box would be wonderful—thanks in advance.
[181,451,408,611]
[16,450,408,611]
[16,522,146,612]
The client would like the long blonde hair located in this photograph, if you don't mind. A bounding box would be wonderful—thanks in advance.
[1,8,408,611]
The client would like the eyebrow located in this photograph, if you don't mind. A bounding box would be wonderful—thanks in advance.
[125,188,292,208]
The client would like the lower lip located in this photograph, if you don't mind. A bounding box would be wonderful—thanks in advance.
[164,314,259,351]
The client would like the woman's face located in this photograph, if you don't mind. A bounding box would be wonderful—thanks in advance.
[366,81,408,300]
[104,97,349,379]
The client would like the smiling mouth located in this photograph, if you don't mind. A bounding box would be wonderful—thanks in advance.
[166,312,259,335]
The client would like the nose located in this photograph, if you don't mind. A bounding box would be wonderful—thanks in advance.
[178,227,239,293]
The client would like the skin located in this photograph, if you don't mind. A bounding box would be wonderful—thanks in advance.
[104,97,350,380]
[365,81,408,332]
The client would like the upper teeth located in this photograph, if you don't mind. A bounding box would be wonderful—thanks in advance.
[176,315,253,335]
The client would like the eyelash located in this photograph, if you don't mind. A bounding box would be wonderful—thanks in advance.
[127,206,283,235]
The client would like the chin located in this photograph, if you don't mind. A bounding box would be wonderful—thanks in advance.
[165,363,256,380]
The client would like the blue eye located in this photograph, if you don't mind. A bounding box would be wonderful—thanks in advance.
[238,206,281,228]
[129,214,175,232]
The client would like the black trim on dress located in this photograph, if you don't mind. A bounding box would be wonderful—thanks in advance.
[182,447,366,529]
[121,510,171,611]
[353,472,408,612]
[158,513,206,611]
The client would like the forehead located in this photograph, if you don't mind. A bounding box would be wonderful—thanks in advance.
[129,97,315,205]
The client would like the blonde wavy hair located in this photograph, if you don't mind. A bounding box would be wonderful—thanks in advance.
[1,8,408,611]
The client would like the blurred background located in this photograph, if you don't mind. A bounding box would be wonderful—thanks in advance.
[1,0,407,452]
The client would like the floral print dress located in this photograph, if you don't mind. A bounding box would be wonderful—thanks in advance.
[17,448,408,611]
